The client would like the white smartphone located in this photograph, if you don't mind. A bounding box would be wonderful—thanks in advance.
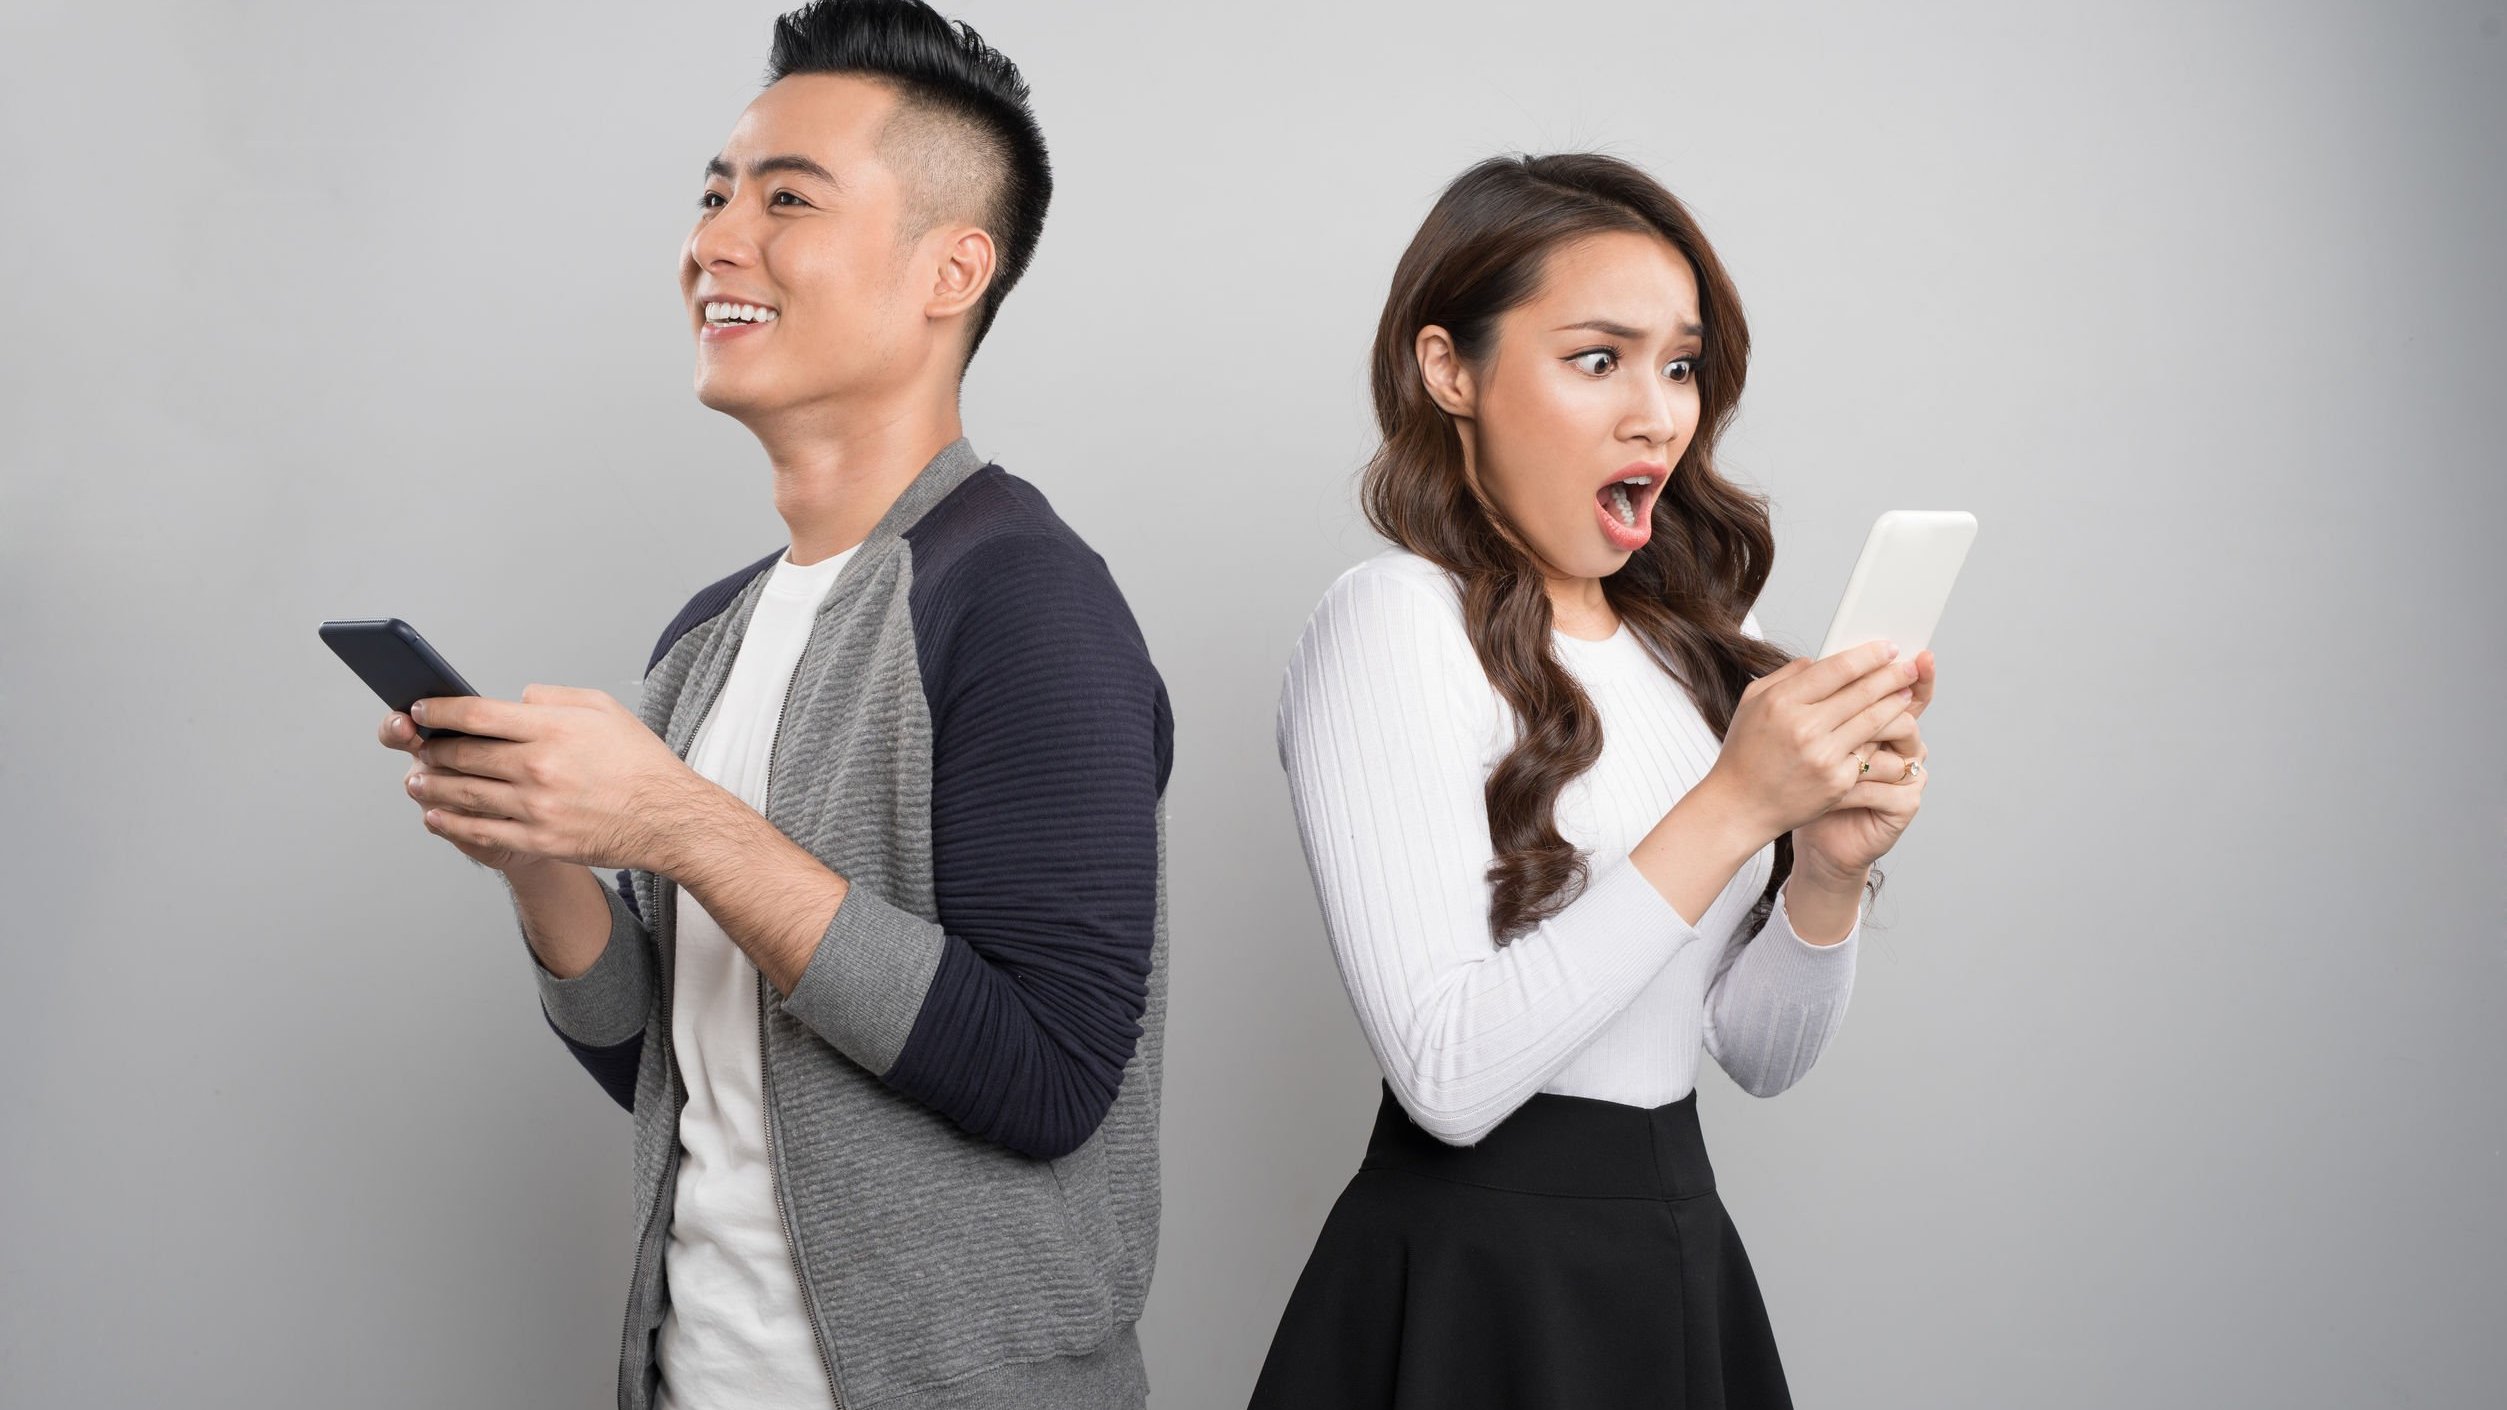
[1817,510,1978,659]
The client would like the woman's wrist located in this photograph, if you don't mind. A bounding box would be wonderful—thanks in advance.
[1631,771,1777,926]
[1680,768,1772,852]
[1778,847,1868,946]
[1786,846,1872,897]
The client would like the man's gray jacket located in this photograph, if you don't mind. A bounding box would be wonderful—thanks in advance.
[527,439,1172,1409]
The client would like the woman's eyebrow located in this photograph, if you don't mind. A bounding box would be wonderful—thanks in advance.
[1555,317,1706,339]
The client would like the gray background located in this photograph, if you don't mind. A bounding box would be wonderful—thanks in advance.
[3,0,2501,1404]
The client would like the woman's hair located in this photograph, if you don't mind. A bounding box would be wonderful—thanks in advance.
[1365,152,1872,945]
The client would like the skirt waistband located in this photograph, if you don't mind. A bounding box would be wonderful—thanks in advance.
[1358,1080,1719,1201]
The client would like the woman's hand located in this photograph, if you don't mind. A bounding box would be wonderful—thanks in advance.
[1704,639,1921,844]
[1795,650,1934,878]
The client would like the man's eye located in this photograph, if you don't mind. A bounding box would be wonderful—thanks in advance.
[772,190,807,207]
[1569,350,1618,375]
[1664,358,1696,383]
[699,191,726,209]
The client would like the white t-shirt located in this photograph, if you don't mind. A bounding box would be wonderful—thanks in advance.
[1276,550,1863,1147]
[655,545,854,1410]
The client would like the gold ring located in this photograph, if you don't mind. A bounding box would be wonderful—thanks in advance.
[1900,760,1925,784]
[1854,752,1870,776]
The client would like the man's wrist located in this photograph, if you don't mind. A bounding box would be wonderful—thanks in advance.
[499,853,568,889]
[653,773,751,888]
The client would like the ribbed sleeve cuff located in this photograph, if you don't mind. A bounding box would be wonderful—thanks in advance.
[778,883,946,1076]
[531,880,652,1047]
[1760,885,1863,972]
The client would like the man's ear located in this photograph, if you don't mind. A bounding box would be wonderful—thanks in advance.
[1416,325,1477,419]
[925,225,997,326]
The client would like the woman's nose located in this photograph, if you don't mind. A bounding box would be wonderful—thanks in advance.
[1623,377,1678,446]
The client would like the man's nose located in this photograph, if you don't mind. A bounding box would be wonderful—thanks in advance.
[688,194,763,269]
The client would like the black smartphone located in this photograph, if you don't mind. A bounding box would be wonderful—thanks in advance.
[318,618,481,740]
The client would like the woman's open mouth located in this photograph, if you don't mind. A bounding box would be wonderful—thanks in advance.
[1595,470,1663,551]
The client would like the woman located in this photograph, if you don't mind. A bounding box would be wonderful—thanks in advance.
[1250,153,1935,1409]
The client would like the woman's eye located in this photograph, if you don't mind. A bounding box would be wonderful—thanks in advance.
[1663,358,1696,383]
[1569,350,1618,376]
[699,191,726,209]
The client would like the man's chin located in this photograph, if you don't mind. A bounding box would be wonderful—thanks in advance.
[693,375,775,419]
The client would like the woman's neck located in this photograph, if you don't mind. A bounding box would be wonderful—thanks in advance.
[1545,574,1618,640]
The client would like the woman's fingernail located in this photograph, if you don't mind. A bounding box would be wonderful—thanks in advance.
[410,701,426,721]
[407,771,425,790]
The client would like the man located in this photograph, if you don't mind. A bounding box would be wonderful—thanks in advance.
[374,3,1170,1406]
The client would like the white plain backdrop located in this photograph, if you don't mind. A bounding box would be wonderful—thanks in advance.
[3,1,2502,1405]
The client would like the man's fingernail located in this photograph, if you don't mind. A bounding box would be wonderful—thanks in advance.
[410,701,426,721]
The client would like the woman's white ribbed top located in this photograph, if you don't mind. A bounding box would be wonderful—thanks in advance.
[1276,549,1863,1145]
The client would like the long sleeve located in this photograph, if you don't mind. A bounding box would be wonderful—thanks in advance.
[776,529,1171,1161]
[1697,610,1863,1097]
[1701,885,1860,1096]
[1277,564,1712,1147]
[526,868,654,1111]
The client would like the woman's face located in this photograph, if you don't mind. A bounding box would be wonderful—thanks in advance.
[1423,229,1706,582]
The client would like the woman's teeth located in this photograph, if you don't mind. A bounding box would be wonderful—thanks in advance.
[704,301,777,325]
[1609,483,1637,526]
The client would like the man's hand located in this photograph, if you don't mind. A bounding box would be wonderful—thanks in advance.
[390,685,708,875]
[379,707,530,872]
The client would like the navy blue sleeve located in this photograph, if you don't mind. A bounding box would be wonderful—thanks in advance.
[547,1010,641,1112]
[542,867,648,1112]
[880,529,1172,1160]
[568,867,645,1111]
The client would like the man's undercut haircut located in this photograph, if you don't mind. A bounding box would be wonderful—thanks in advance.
[766,0,1051,369]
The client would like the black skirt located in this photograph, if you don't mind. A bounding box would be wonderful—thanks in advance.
[1248,1082,1793,1409]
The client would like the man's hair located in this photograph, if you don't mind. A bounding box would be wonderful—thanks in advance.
[766,0,1050,369]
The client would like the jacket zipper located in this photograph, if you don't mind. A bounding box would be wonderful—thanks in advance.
[621,570,851,1408]
[613,623,738,1407]
[759,974,845,1407]
[755,642,848,1409]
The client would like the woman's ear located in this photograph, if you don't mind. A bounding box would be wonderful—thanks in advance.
[1416,325,1478,419]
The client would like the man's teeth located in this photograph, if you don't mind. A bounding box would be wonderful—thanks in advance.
[704,301,777,324]
[1609,484,1637,526]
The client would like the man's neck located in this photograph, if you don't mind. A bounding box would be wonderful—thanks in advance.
[748,398,966,566]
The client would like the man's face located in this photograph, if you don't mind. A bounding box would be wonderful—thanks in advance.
[681,73,926,421]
